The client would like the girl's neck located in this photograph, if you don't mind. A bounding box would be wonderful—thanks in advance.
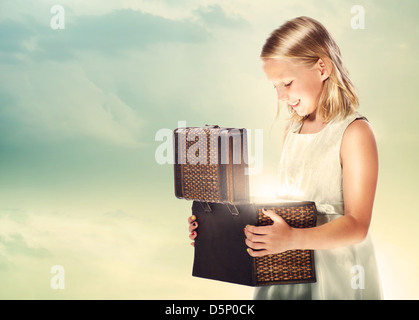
[299,112,328,134]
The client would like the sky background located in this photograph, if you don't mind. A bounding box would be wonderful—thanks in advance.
[0,0,418,299]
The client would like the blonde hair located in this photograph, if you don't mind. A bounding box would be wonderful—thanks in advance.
[261,16,359,123]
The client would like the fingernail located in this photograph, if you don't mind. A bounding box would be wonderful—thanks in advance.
[191,215,196,221]
[192,222,197,227]
[247,248,251,254]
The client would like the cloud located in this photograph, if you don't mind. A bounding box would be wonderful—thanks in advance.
[193,4,250,29]
[0,60,145,148]
[103,210,135,219]
[0,205,190,298]
[0,4,251,62]
[0,209,28,223]
[0,19,32,53]
[0,7,215,148]
[0,8,210,61]
[0,233,52,258]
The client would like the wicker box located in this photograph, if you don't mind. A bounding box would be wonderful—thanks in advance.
[173,125,249,212]
[191,200,317,286]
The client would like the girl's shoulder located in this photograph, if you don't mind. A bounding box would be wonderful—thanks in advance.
[341,112,377,156]
[329,111,370,137]
[341,111,372,137]
[344,117,375,143]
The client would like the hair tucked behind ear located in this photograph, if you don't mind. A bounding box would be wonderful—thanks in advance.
[261,16,359,123]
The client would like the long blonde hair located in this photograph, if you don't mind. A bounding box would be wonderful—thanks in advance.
[261,16,359,123]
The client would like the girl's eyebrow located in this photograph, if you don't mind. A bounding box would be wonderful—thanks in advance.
[271,70,293,83]
[272,77,292,87]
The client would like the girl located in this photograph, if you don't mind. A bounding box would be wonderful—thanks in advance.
[188,16,382,300]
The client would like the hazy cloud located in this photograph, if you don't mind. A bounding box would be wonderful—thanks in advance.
[0,8,210,61]
[193,4,250,29]
[0,233,52,258]
[0,61,145,147]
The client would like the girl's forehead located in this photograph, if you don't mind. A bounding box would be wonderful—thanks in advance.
[262,58,299,80]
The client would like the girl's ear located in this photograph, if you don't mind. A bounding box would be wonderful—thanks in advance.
[317,58,331,81]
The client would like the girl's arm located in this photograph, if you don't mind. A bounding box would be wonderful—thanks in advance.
[245,119,379,255]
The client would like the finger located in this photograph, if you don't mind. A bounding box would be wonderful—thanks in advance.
[245,238,266,250]
[189,231,197,240]
[247,247,269,257]
[245,224,271,235]
[188,221,198,233]
[190,242,195,247]
[244,229,267,243]
[261,208,282,223]
[187,215,197,224]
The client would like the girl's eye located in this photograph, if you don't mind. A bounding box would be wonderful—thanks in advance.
[273,81,293,89]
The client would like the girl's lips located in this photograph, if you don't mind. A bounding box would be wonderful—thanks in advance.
[289,99,300,108]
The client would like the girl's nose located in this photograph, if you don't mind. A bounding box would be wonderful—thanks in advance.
[276,86,289,101]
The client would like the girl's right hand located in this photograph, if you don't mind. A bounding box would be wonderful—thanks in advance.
[188,215,198,247]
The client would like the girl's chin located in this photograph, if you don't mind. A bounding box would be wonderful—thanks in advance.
[293,105,316,118]
[294,109,307,117]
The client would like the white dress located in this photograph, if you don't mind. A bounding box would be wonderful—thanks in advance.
[253,112,383,300]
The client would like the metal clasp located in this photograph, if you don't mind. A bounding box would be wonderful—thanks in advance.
[227,204,239,216]
[199,202,212,213]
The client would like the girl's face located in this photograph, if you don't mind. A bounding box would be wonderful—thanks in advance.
[262,58,329,119]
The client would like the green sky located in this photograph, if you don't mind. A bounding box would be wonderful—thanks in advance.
[0,0,418,299]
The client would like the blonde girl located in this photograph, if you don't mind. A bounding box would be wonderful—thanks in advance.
[189,16,382,300]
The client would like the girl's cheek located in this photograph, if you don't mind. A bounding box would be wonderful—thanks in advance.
[290,87,299,98]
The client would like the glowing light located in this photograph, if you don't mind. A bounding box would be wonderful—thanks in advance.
[249,175,278,199]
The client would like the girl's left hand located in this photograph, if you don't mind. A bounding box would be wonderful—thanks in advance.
[244,208,295,257]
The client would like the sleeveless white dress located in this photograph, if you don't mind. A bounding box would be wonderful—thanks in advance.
[253,112,383,300]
